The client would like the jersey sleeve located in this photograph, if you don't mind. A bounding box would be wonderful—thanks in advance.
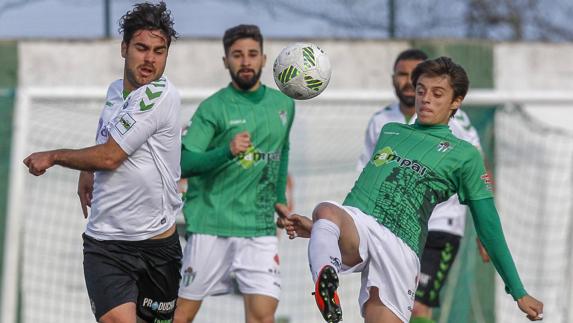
[108,81,172,155]
[181,100,219,152]
[275,100,295,204]
[357,114,381,171]
[456,146,494,204]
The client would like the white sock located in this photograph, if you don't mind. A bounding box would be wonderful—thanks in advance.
[308,219,342,282]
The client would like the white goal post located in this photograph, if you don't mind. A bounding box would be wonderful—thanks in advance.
[3,87,573,323]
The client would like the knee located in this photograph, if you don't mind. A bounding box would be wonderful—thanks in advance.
[312,202,341,223]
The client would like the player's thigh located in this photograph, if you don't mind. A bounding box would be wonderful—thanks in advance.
[358,224,420,323]
[99,302,137,323]
[83,234,139,322]
[243,294,278,323]
[136,231,182,322]
[415,231,461,307]
[173,298,202,323]
[363,287,403,323]
[313,201,362,267]
[179,233,235,300]
[234,236,281,301]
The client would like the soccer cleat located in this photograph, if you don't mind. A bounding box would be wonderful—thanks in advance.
[313,265,342,322]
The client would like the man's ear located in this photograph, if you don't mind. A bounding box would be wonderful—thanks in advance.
[451,96,463,111]
[223,56,229,69]
[121,42,127,58]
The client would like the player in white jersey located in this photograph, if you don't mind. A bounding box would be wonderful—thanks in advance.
[23,2,182,323]
[356,49,486,323]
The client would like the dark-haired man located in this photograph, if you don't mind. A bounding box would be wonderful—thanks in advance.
[174,24,294,323]
[23,2,182,322]
[280,57,543,323]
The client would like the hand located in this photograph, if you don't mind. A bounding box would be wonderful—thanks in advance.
[517,295,543,321]
[476,238,490,263]
[23,151,55,176]
[230,131,251,156]
[77,171,94,218]
[284,213,313,239]
[275,203,290,229]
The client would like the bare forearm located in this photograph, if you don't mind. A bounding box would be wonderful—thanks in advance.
[53,145,121,171]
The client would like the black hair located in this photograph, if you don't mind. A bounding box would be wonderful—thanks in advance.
[393,49,428,70]
[223,24,263,55]
[119,1,177,47]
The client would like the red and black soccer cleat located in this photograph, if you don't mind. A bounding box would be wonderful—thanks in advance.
[313,265,342,322]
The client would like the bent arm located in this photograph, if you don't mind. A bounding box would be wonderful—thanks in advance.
[180,143,232,178]
[468,198,527,300]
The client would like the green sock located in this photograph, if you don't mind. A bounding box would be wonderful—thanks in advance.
[410,317,435,323]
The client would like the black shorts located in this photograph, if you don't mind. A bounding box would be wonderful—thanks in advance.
[415,231,461,307]
[83,231,182,322]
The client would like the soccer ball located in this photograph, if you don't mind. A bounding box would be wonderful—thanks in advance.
[273,43,331,100]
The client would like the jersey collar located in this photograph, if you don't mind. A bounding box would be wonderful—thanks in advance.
[228,83,266,104]
[412,120,452,135]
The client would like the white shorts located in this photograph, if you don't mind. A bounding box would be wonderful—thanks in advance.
[178,234,281,301]
[325,201,420,323]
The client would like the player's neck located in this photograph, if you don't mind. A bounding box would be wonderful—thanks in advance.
[399,103,416,122]
[231,80,261,92]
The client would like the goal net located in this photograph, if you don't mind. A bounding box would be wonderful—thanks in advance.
[2,88,572,323]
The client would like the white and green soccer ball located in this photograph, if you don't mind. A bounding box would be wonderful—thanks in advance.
[273,42,331,100]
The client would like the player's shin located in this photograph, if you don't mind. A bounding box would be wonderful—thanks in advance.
[308,219,342,281]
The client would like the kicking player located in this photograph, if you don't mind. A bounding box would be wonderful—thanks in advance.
[356,49,487,323]
[23,2,182,322]
[174,24,295,323]
[280,57,543,323]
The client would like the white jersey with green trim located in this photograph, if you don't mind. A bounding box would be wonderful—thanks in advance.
[86,77,182,241]
[357,103,482,236]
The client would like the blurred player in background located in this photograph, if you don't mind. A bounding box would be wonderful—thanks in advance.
[279,57,543,323]
[357,49,489,323]
[174,24,295,323]
[23,2,182,322]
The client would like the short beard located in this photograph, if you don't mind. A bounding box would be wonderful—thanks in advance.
[395,84,415,107]
[230,68,262,91]
[397,92,415,107]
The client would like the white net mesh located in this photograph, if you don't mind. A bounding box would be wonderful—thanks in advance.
[14,90,387,323]
[11,91,573,323]
[494,105,573,323]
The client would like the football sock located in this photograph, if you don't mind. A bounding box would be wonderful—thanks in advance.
[308,219,342,282]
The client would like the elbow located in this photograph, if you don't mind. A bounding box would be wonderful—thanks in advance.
[102,156,123,170]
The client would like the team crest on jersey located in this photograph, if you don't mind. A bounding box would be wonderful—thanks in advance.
[279,110,287,126]
[114,113,136,135]
[437,141,452,152]
[181,267,196,287]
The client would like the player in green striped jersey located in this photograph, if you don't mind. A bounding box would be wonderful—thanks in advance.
[174,25,294,323]
[280,57,543,323]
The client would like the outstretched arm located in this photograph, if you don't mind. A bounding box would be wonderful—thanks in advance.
[23,136,127,175]
[469,198,543,320]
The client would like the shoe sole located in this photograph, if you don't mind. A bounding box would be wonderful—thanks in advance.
[314,266,342,323]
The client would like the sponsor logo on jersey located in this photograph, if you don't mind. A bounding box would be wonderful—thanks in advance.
[141,298,176,313]
[437,141,452,152]
[237,146,280,169]
[372,146,427,176]
[114,113,136,135]
[383,131,400,135]
[480,172,493,191]
[279,110,287,126]
[229,119,247,125]
[153,319,172,323]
